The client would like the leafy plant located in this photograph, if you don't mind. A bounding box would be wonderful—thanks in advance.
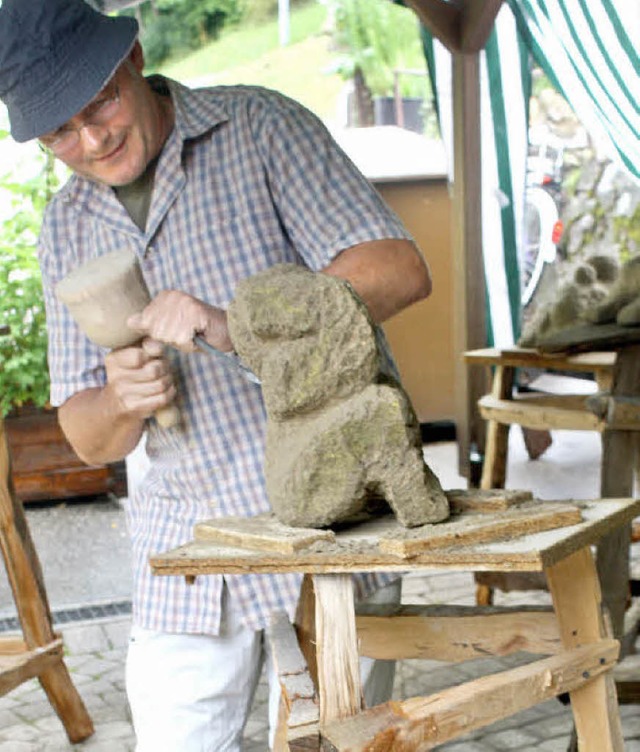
[123,0,243,68]
[0,133,62,416]
[327,0,427,98]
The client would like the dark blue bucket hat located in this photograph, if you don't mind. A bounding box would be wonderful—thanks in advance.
[0,0,138,142]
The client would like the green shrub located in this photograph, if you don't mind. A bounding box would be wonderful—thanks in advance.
[0,136,62,416]
[125,0,243,69]
[327,0,427,98]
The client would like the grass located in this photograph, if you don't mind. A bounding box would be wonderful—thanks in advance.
[158,1,346,122]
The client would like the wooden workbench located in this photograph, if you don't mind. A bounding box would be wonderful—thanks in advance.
[151,497,640,750]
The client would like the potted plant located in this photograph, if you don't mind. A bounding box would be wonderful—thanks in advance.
[0,132,126,501]
[327,0,429,132]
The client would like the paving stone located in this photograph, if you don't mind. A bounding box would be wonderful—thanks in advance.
[439,740,496,751]
[0,742,36,752]
[62,624,112,654]
[485,727,541,749]
[535,737,573,751]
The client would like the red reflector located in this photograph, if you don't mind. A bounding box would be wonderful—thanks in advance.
[552,220,563,244]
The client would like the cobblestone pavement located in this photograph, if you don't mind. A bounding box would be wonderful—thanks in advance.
[1,431,639,750]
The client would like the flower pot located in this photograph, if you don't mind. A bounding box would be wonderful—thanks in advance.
[373,96,424,134]
[4,405,127,502]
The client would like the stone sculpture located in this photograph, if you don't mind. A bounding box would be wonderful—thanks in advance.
[227,263,449,529]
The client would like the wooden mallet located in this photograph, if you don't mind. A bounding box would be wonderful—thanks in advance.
[55,248,180,428]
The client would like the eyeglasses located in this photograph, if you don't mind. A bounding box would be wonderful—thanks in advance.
[40,79,121,156]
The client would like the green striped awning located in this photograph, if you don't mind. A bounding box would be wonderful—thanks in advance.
[509,0,639,181]
[421,0,639,347]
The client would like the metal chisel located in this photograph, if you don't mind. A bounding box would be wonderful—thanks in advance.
[193,335,261,385]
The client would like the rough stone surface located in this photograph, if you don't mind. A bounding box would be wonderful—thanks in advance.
[227,263,449,528]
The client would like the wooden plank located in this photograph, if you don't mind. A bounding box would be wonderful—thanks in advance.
[268,610,320,751]
[313,575,362,725]
[0,638,64,697]
[597,345,640,640]
[480,364,514,489]
[321,640,619,751]
[149,498,640,576]
[267,611,319,729]
[445,488,533,512]
[0,636,28,655]
[378,502,582,559]
[194,503,581,562]
[587,394,640,430]
[537,323,640,354]
[546,547,624,750]
[355,604,561,661]
[478,394,603,431]
[196,493,536,555]
[463,347,616,372]
[195,516,335,554]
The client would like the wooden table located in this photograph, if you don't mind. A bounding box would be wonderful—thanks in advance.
[151,497,640,751]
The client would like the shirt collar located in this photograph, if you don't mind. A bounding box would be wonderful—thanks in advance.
[151,74,230,141]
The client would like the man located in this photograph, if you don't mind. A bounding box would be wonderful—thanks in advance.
[0,1,433,749]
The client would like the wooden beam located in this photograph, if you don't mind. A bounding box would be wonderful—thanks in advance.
[451,50,487,479]
[460,0,504,53]
[478,393,603,432]
[480,364,514,489]
[313,575,362,725]
[378,502,582,558]
[546,547,625,750]
[0,638,63,697]
[355,604,562,661]
[268,611,320,751]
[404,0,461,53]
[321,640,619,751]
[598,345,640,639]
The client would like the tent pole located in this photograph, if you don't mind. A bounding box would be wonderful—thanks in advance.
[451,51,488,481]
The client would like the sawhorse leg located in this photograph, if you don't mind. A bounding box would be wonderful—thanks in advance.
[546,547,624,751]
[0,418,93,743]
[480,364,514,490]
[598,345,640,640]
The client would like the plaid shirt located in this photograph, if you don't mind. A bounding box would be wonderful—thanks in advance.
[38,78,412,634]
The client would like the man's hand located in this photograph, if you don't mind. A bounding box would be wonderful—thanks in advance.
[127,290,233,353]
[104,339,176,421]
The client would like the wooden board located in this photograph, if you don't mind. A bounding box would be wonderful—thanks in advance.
[321,641,619,751]
[378,502,582,559]
[195,489,537,555]
[150,498,640,576]
[537,323,640,354]
[195,515,335,554]
[445,488,533,512]
[464,346,616,372]
[194,501,583,561]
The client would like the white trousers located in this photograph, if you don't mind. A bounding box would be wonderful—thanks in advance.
[126,581,399,752]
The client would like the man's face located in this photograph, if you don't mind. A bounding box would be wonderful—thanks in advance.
[39,47,172,187]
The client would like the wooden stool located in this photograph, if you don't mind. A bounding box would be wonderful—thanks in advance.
[151,496,639,750]
[0,416,93,743]
[464,347,620,607]
[463,347,616,490]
